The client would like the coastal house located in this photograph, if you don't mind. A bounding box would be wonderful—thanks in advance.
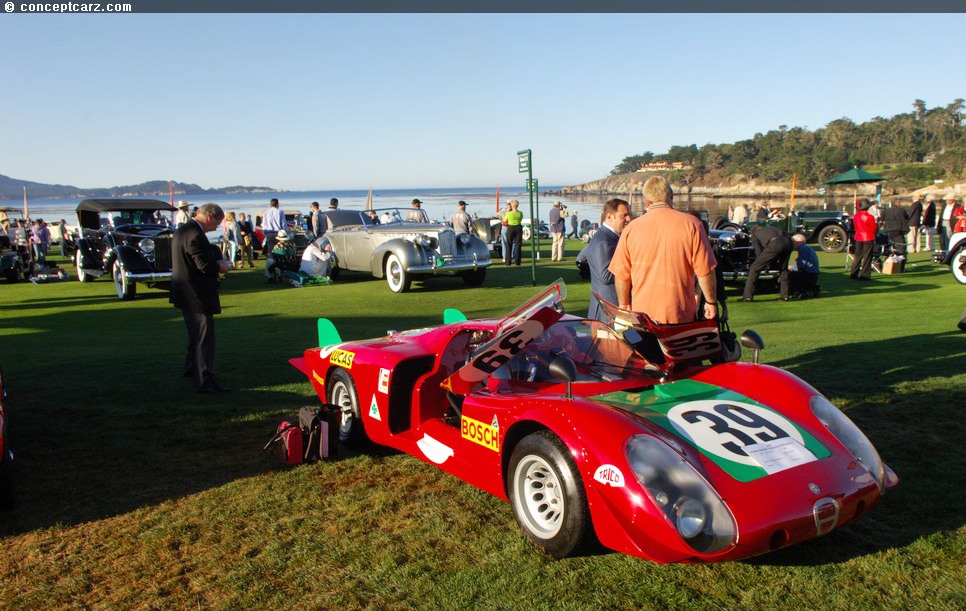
[637,161,692,172]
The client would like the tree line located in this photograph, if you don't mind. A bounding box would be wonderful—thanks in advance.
[611,99,966,187]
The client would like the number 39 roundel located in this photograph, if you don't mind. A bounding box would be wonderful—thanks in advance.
[666,400,804,467]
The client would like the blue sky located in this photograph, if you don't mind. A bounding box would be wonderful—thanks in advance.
[2,13,964,190]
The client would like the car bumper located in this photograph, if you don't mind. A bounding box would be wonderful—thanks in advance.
[406,258,492,275]
[124,271,173,282]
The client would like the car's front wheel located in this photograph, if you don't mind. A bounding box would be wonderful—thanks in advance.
[461,268,486,286]
[508,430,592,558]
[951,247,966,285]
[113,261,136,300]
[385,253,411,293]
[75,251,92,283]
[818,225,847,253]
[326,368,366,446]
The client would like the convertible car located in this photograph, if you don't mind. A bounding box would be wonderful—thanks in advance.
[318,208,492,293]
[291,281,897,562]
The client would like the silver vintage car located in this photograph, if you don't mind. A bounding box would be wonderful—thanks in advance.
[318,208,492,293]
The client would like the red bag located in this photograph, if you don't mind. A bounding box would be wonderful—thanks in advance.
[264,421,303,466]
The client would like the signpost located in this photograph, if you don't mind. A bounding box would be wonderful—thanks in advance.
[518,149,536,285]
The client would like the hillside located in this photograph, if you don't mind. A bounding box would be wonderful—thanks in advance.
[0,174,281,200]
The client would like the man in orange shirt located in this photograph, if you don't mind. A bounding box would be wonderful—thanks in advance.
[609,176,718,324]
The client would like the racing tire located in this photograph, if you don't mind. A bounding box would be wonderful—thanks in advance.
[113,261,136,301]
[951,247,966,285]
[75,251,92,283]
[385,253,411,293]
[817,225,847,253]
[326,368,367,446]
[508,430,592,558]
[461,268,486,286]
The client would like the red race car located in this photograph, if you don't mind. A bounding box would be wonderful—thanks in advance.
[290,281,898,562]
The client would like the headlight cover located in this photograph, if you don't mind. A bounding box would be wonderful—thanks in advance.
[809,395,886,492]
[139,238,156,254]
[416,234,436,249]
[625,435,736,554]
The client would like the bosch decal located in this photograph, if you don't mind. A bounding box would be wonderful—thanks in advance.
[461,416,500,452]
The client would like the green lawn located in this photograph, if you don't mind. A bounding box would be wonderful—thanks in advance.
[1,243,964,610]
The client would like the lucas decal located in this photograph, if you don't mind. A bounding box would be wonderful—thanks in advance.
[329,349,355,369]
[417,434,454,465]
[368,395,382,421]
[378,368,390,394]
[461,415,500,452]
[594,464,625,488]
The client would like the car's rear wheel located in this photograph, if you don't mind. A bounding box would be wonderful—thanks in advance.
[461,268,486,286]
[326,368,366,446]
[508,430,592,558]
[113,261,136,300]
[385,253,410,293]
[75,251,92,283]
[818,225,847,253]
[951,247,966,285]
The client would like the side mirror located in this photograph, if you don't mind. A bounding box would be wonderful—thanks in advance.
[548,354,577,399]
[740,330,764,364]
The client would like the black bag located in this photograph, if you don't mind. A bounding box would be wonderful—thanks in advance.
[299,405,340,462]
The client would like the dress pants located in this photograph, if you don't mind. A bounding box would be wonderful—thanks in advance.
[182,309,216,389]
[505,225,523,265]
[906,226,921,253]
[743,237,792,300]
[850,241,875,279]
[551,232,565,261]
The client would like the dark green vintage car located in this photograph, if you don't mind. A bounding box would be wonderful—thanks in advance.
[716,208,851,253]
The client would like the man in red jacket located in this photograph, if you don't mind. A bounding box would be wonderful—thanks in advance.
[850,199,878,281]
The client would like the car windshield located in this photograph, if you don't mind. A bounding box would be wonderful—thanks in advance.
[492,319,652,383]
[101,210,167,228]
[374,207,429,224]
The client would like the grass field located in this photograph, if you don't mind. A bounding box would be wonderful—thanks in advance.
[1,242,964,610]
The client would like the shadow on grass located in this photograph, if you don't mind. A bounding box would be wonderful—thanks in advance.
[746,332,966,566]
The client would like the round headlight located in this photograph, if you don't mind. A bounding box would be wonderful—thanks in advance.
[139,238,156,254]
[417,235,433,249]
[675,497,707,539]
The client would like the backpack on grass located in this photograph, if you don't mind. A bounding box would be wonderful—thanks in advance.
[263,421,303,466]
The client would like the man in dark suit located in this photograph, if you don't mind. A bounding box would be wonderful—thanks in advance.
[309,201,324,239]
[579,198,632,321]
[880,201,909,256]
[742,225,793,302]
[171,203,233,393]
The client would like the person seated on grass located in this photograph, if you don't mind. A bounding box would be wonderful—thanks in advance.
[789,233,820,298]
[265,230,299,284]
[287,239,334,287]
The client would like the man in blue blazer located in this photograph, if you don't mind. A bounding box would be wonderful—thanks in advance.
[578,198,632,321]
[171,203,233,393]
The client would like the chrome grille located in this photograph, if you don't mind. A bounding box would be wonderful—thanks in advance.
[438,230,457,257]
[153,236,173,271]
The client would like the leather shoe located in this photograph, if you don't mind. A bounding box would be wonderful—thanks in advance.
[197,380,231,393]
[740,297,753,302]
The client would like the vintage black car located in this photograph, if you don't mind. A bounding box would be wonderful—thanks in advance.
[709,228,782,284]
[0,207,30,283]
[74,199,176,300]
[716,208,850,253]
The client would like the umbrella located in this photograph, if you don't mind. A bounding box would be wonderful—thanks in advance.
[824,167,885,212]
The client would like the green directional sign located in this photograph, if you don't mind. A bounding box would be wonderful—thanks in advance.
[526,178,538,192]
[518,149,531,173]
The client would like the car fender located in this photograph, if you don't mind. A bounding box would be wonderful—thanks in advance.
[75,238,103,270]
[942,232,966,264]
[370,238,424,278]
[112,244,153,274]
[465,233,492,260]
[498,397,693,562]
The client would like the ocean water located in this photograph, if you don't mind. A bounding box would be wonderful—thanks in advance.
[6,186,846,227]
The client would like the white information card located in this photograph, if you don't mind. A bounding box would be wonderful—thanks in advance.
[744,438,817,474]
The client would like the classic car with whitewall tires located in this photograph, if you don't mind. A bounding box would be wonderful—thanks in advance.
[934,231,966,284]
[318,208,492,293]
[716,209,851,254]
[74,199,176,301]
